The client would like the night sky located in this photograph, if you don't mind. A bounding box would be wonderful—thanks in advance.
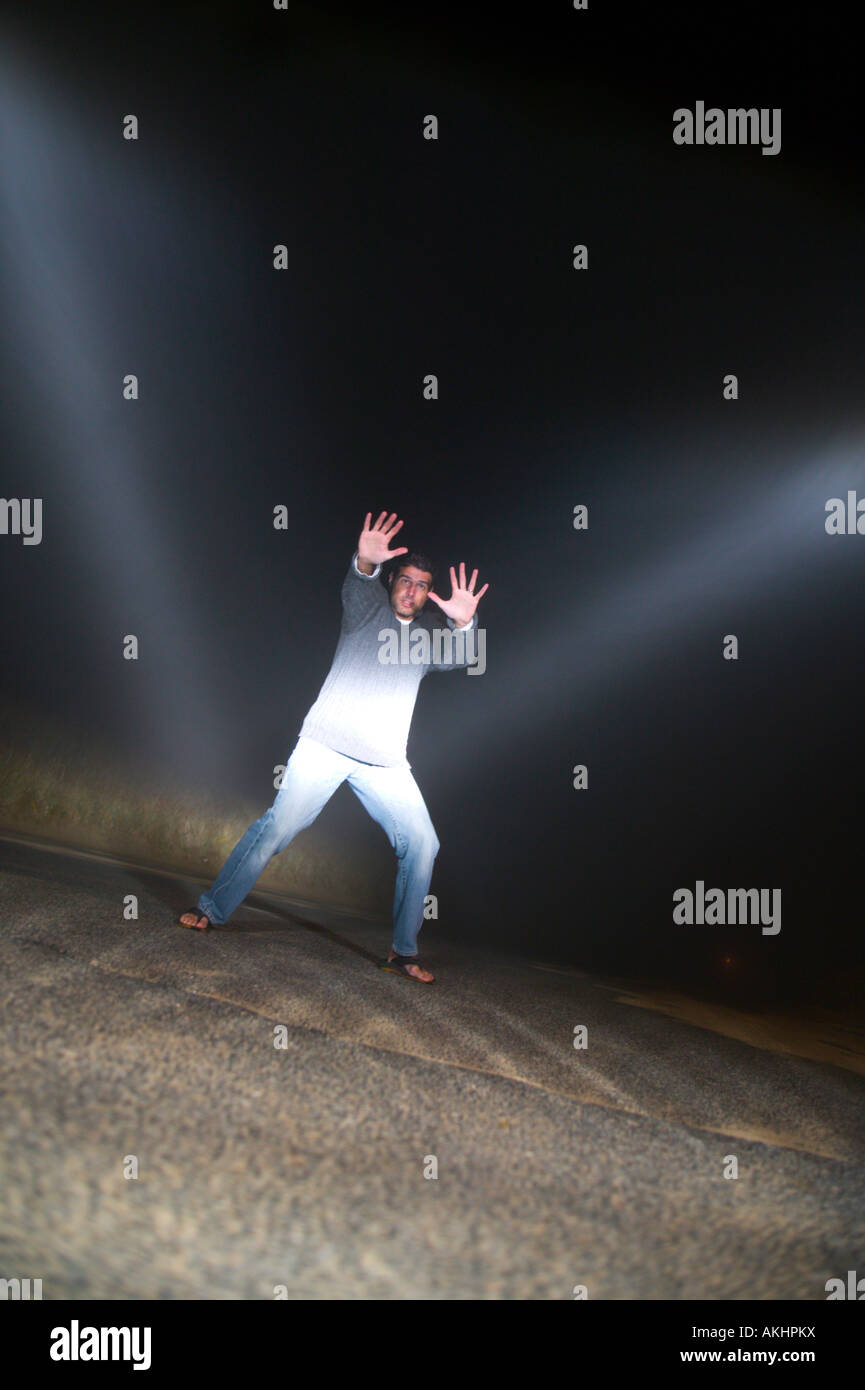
[2,2,863,1000]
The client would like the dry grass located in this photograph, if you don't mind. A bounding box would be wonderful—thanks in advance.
[0,704,386,916]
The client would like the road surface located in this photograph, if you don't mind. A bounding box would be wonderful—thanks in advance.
[1,833,864,1299]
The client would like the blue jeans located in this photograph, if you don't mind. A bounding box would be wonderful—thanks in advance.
[197,736,440,957]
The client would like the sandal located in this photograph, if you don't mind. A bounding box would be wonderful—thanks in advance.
[381,952,434,983]
[178,908,212,931]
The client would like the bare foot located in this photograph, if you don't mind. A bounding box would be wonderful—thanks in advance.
[179,911,211,930]
[387,950,434,983]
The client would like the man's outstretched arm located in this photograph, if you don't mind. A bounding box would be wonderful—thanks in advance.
[341,510,409,630]
[426,561,489,673]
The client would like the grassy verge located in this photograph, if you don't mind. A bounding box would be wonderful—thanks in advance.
[0,705,387,917]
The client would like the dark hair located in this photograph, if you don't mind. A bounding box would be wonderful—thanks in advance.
[386,551,437,586]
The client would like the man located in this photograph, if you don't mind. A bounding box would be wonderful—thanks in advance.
[178,511,488,983]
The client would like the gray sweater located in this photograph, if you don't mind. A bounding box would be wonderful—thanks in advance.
[298,552,477,766]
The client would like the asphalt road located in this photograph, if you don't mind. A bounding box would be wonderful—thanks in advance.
[1,834,864,1299]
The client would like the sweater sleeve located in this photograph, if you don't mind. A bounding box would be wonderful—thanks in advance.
[341,551,385,632]
[426,613,479,673]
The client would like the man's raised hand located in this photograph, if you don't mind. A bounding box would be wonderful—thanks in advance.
[427,562,489,628]
[357,511,409,570]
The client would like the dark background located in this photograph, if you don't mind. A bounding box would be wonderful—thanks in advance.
[2,2,863,1001]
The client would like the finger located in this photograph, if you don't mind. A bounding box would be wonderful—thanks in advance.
[426,591,441,606]
[372,510,387,531]
[475,582,489,599]
[468,568,478,592]
[450,565,457,593]
[459,560,466,590]
[386,546,408,558]
[384,517,404,537]
[363,512,371,531]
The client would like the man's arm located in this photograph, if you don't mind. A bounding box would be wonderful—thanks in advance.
[426,612,480,673]
[341,511,410,631]
[425,560,488,674]
[341,551,386,630]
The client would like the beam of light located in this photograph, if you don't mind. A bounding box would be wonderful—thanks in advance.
[432,443,865,769]
[0,45,229,770]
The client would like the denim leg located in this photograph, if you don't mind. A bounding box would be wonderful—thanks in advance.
[346,761,440,957]
[198,737,351,924]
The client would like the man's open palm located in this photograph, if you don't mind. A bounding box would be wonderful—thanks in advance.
[428,562,489,627]
[358,511,409,567]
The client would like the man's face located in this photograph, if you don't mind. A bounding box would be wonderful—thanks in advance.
[389,565,432,619]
